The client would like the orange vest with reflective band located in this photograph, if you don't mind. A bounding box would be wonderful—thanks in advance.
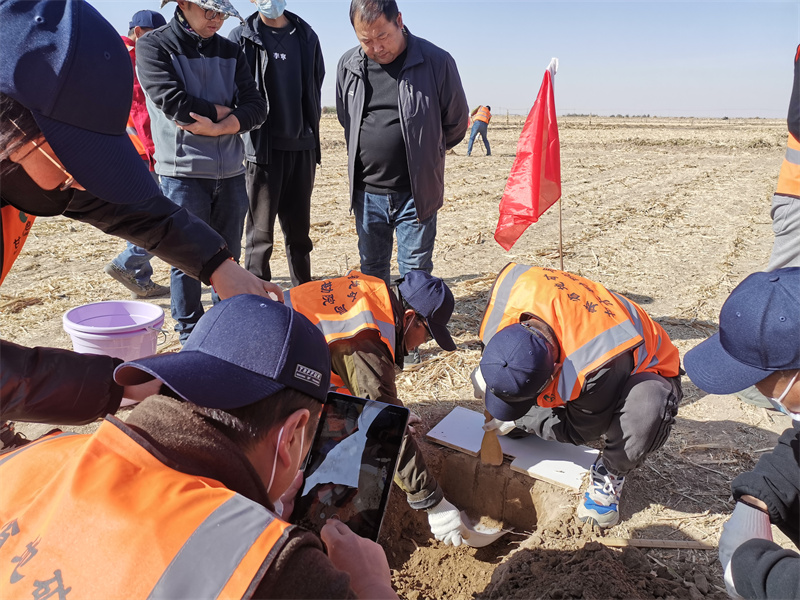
[479,263,680,408]
[473,106,491,124]
[285,271,396,361]
[127,113,148,159]
[775,133,800,199]
[285,272,396,395]
[0,419,291,599]
[1,205,35,286]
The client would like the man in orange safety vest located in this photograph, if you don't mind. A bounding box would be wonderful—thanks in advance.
[474,263,683,528]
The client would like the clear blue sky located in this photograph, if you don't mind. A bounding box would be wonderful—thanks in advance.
[94,0,799,118]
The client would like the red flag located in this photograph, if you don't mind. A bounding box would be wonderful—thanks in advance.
[494,60,561,251]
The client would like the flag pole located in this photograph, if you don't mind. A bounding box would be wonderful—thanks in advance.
[558,196,564,271]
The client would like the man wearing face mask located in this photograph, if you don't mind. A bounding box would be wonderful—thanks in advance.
[136,0,267,344]
[0,296,399,599]
[229,0,324,288]
[684,268,800,600]
[285,270,472,547]
[0,0,283,451]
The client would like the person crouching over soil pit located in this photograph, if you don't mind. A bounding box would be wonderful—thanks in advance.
[472,263,683,528]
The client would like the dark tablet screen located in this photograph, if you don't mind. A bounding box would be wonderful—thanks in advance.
[293,392,409,541]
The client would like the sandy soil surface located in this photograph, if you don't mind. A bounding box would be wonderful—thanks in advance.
[2,115,795,599]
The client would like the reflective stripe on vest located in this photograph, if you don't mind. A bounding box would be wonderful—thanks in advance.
[776,133,800,198]
[329,373,352,395]
[479,263,680,408]
[285,271,396,361]
[127,115,148,158]
[0,420,290,599]
[474,106,491,124]
[1,205,35,286]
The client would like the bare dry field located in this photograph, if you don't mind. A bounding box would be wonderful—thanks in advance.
[1,115,795,599]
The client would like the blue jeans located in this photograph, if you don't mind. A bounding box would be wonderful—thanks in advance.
[160,175,248,343]
[112,243,154,284]
[352,189,437,286]
[467,121,490,156]
[111,171,160,284]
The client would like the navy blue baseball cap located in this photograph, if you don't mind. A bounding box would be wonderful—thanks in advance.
[398,271,457,351]
[684,268,800,395]
[0,0,160,205]
[480,323,556,421]
[129,9,166,30]
[114,295,332,409]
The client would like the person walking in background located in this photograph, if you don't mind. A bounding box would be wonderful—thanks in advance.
[684,268,799,600]
[336,0,468,288]
[467,104,491,156]
[137,0,267,344]
[230,0,324,288]
[104,9,170,299]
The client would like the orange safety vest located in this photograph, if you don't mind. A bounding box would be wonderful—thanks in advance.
[127,113,148,159]
[473,106,491,124]
[775,133,800,199]
[479,263,680,408]
[0,204,35,286]
[285,272,396,394]
[0,419,291,599]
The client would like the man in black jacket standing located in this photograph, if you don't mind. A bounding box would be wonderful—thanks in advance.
[685,268,800,600]
[230,1,324,287]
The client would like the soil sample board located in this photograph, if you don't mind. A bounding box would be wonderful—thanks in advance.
[426,406,599,491]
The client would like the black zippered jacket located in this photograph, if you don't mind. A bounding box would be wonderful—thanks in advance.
[229,11,324,166]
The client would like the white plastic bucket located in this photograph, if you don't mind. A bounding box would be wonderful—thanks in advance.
[63,300,165,362]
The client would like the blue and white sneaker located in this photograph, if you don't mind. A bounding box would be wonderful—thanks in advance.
[576,458,625,528]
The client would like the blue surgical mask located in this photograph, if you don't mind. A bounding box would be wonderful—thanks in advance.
[766,371,800,422]
[255,0,286,19]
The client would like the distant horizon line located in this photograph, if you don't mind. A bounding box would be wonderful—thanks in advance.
[318,109,784,121]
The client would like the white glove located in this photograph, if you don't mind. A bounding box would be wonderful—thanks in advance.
[427,498,468,547]
[723,562,744,599]
[482,418,517,436]
[718,502,773,572]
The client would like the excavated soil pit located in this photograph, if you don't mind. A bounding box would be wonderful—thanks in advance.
[432,444,578,533]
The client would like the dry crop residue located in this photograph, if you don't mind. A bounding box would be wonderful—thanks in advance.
[3,116,796,599]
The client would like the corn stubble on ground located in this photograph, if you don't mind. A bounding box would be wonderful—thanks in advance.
[3,116,795,599]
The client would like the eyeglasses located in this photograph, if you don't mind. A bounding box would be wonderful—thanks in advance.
[416,315,433,343]
[9,121,75,192]
[204,8,229,20]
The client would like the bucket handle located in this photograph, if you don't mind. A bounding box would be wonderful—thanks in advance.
[147,326,169,346]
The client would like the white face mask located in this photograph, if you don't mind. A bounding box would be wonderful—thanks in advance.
[766,371,800,421]
[255,0,286,19]
[266,424,305,497]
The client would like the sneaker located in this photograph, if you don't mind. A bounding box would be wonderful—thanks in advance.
[576,458,625,528]
[404,347,421,366]
[104,263,169,299]
[0,422,29,455]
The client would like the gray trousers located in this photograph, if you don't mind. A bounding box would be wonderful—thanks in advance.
[515,371,682,477]
[767,194,800,271]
